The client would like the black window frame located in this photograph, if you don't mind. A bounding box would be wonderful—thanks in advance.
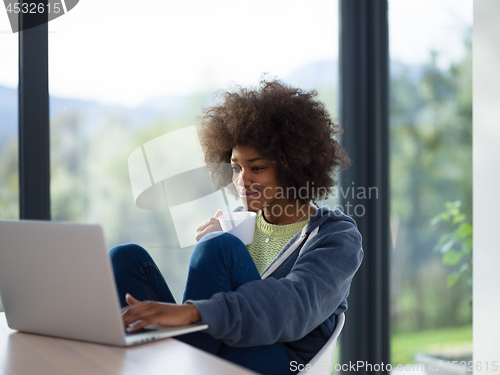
[18,2,51,220]
[338,0,390,372]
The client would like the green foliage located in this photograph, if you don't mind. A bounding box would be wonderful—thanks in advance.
[0,138,18,220]
[390,27,472,333]
[432,201,472,287]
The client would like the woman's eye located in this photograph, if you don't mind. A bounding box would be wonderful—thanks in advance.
[231,166,264,174]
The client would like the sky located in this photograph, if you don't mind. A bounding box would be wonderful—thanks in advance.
[0,0,472,107]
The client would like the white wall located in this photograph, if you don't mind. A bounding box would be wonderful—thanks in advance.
[473,0,500,372]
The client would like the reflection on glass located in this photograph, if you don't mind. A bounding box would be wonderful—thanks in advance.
[389,0,472,371]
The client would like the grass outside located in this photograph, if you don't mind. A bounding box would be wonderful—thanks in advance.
[330,325,472,374]
[391,325,472,366]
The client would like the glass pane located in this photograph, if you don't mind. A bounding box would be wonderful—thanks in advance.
[389,0,472,372]
[49,0,339,303]
[0,14,19,312]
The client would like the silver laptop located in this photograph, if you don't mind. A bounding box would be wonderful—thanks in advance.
[0,219,208,346]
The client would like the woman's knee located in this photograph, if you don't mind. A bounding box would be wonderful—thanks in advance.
[109,243,152,267]
[198,231,229,244]
[191,232,246,267]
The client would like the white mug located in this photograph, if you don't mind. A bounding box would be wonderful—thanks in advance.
[218,212,257,245]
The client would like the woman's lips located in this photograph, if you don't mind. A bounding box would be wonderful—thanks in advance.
[240,191,259,199]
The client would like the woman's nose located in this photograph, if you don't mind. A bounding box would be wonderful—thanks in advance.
[234,168,251,187]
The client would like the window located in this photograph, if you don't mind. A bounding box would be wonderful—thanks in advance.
[0,10,19,312]
[0,14,18,221]
[389,0,473,369]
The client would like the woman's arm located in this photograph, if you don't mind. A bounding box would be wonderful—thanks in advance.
[188,224,363,347]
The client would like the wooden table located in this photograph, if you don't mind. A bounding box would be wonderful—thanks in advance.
[0,313,256,374]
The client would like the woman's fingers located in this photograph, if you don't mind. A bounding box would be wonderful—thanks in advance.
[125,311,163,332]
[195,223,217,242]
[123,301,169,328]
[195,212,223,242]
[122,307,154,328]
[195,232,204,242]
[121,300,200,332]
[195,217,212,233]
[196,210,222,232]
[125,293,141,306]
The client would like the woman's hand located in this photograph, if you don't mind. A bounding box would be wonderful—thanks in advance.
[121,294,201,332]
[195,209,223,242]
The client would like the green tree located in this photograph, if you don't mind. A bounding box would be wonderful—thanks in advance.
[390,29,472,332]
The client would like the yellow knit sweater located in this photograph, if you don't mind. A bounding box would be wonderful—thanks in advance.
[246,210,309,275]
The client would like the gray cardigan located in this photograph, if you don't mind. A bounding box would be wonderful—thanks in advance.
[190,207,363,365]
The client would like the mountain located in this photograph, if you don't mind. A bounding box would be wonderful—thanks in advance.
[286,59,339,90]
[0,59,426,147]
[0,86,194,147]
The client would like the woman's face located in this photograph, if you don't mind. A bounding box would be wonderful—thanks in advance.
[230,145,284,213]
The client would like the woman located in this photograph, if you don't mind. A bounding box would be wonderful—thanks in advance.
[111,80,363,375]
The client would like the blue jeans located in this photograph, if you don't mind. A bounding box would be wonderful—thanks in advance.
[109,232,294,375]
